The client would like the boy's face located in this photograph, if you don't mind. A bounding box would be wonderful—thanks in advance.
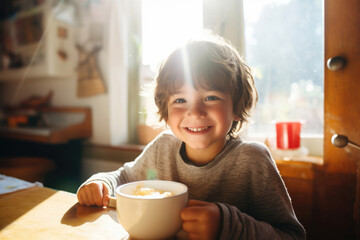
[166,83,239,160]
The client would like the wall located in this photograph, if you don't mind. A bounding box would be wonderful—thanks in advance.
[81,144,143,181]
[0,0,132,146]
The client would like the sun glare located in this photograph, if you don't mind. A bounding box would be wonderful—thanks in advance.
[142,0,203,71]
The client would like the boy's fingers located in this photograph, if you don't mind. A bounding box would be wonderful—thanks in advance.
[102,183,110,206]
[182,220,200,233]
[103,195,110,206]
[187,199,208,206]
[92,185,104,206]
[187,232,201,240]
[181,206,205,221]
[84,188,95,206]
[77,193,84,205]
[103,183,110,196]
[76,182,109,206]
[79,189,90,206]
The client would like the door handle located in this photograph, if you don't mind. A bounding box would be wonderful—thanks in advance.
[331,134,360,151]
[327,56,347,71]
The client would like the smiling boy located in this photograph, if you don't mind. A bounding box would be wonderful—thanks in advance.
[167,85,237,165]
[77,32,306,240]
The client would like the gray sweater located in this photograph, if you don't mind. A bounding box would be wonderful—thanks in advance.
[81,131,306,239]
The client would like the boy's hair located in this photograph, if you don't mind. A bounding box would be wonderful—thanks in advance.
[154,32,258,138]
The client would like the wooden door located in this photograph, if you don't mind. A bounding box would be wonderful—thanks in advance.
[313,0,360,239]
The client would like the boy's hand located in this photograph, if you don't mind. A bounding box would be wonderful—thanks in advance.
[77,181,110,207]
[181,200,221,240]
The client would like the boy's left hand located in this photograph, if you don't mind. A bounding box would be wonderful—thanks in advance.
[181,199,221,240]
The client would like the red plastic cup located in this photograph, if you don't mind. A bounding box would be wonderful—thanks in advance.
[275,121,302,149]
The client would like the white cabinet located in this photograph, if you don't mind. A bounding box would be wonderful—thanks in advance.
[0,1,77,81]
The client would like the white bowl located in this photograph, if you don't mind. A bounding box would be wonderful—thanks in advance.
[115,180,188,239]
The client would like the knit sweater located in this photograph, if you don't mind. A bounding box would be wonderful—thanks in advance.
[80,131,306,240]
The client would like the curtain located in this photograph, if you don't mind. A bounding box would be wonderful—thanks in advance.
[107,0,129,144]
[107,0,141,145]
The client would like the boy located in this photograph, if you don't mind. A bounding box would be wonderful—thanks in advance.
[77,32,306,240]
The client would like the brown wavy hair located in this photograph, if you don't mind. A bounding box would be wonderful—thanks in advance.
[154,32,258,138]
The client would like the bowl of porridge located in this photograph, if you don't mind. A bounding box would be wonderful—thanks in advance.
[115,180,188,239]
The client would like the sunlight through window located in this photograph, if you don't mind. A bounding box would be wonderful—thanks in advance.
[243,0,324,136]
[141,0,203,72]
[140,0,203,126]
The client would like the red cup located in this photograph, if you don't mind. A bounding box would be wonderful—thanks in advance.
[275,121,302,149]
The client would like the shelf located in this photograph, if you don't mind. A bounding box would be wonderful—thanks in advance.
[0,0,77,81]
[0,107,92,144]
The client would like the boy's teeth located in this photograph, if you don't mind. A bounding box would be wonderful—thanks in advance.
[187,127,208,132]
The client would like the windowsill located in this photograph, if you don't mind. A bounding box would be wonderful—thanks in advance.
[245,133,324,157]
[82,143,144,165]
[275,155,323,165]
[246,133,325,173]
[275,156,324,180]
[85,143,145,152]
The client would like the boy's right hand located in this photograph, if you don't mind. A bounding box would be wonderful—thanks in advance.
[77,181,110,207]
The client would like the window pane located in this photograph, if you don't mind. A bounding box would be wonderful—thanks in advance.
[243,0,324,135]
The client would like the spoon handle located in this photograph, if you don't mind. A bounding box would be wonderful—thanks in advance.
[108,196,116,208]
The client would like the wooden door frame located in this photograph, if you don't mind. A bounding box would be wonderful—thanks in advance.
[312,0,360,239]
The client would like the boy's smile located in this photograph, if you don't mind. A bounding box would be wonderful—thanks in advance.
[184,126,210,133]
[166,84,239,164]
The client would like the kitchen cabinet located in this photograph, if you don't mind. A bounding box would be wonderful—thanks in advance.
[0,107,92,193]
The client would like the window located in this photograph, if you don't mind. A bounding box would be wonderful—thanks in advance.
[141,0,203,72]
[243,0,324,137]
[139,0,324,155]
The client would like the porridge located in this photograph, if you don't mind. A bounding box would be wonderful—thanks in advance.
[132,185,174,198]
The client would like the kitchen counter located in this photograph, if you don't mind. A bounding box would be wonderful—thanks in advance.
[0,107,92,144]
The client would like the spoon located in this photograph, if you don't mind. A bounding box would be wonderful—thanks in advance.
[331,134,360,151]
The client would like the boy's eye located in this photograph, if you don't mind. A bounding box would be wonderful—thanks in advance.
[174,98,186,103]
[205,96,220,101]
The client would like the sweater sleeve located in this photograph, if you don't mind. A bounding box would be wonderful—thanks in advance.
[215,143,306,240]
[77,132,164,196]
[216,202,305,240]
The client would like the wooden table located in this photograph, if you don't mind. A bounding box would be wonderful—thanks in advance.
[0,187,128,239]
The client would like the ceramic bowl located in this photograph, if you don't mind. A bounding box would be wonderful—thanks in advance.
[115,180,188,239]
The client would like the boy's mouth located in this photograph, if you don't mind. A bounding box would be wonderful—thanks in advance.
[185,126,210,133]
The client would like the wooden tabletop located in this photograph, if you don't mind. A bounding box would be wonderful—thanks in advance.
[0,186,128,240]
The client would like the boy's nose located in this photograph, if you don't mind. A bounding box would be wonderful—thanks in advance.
[187,102,206,118]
